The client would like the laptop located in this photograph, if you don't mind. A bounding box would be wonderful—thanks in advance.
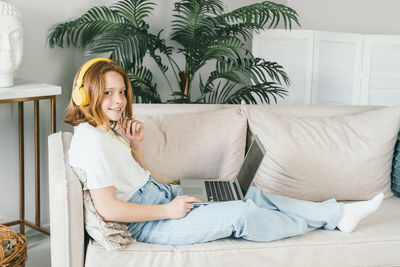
[180,135,266,203]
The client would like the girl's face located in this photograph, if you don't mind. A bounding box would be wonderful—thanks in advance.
[101,71,127,122]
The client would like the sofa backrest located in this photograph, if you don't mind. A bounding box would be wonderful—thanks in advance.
[132,103,382,117]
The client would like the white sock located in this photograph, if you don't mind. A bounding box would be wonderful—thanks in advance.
[336,192,384,233]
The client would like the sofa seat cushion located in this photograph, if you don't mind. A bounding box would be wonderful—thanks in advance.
[85,197,400,267]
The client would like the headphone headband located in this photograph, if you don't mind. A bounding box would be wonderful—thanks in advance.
[72,58,113,106]
[75,58,113,90]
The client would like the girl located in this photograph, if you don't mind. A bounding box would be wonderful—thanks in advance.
[67,58,384,246]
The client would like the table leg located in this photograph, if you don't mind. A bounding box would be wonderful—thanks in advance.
[34,100,40,227]
[51,97,56,133]
[18,102,25,235]
[4,96,55,236]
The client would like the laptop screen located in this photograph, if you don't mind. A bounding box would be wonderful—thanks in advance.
[236,135,266,196]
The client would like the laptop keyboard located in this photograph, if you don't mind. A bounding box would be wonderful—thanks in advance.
[205,181,236,201]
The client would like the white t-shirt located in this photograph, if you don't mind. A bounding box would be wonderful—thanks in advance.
[68,122,150,201]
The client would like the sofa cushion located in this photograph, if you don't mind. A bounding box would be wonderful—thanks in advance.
[242,105,400,201]
[84,197,400,267]
[392,132,400,197]
[136,108,247,183]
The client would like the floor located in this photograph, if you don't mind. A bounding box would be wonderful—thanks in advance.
[26,232,51,267]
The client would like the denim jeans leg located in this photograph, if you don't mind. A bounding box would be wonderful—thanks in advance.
[124,187,145,236]
[246,186,343,230]
[125,178,181,239]
[148,175,181,201]
[129,183,343,245]
[135,198,321,245]
[135,200,250,245]
[135,188,344,245]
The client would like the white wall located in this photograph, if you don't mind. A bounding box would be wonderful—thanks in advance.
[288,0,400,35]
[0,0,286,229]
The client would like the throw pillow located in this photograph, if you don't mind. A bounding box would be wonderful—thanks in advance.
[392,132,400,197]
[241,104,400,201]
[72,167,134,250]
[136,108,247,183]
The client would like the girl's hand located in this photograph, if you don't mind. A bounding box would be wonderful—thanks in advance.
[166,195,203,219]
[119,118,144,143]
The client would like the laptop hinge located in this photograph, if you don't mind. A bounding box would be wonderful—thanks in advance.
[232,180,243,200]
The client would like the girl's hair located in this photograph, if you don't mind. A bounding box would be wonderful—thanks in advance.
[64,60,133,130]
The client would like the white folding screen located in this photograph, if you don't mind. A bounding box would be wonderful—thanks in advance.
[312,32,363,105]
[361,35,400,106]
[252,30,314,104]
[252,29,400,106]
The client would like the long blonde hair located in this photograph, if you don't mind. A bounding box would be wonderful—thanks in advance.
[64,60,133,130]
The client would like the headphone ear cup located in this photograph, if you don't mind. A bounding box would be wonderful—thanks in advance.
[72,86,90,106]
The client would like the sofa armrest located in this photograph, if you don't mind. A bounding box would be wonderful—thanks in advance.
[48,132,85,267]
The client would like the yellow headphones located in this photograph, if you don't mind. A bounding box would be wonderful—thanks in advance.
[72,58,177,185]
[72,58,112,107]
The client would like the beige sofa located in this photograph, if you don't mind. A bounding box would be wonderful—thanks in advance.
[48,104,400,267]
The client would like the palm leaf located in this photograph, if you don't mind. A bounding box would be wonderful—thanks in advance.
[174,0,224,17]
[111,0,155,28]
[191,37,247,74]
[127,66,161,103]
[202,81,236,104]
[224,82,288,104]
[253,59,290,85]
[201,54,289,91]
[171,8,220,50]
[171,0,229,59]
[217,1,300,30]
[48,6,129,48]
[147,30,174,74]
[214,22,265,41]
[47,0,168,104]
[202,60,247,94]
[85,27,148,69]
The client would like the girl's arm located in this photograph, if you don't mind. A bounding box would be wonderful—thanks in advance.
[90,186,202,222]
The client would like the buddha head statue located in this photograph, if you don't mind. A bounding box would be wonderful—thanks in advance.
[0,1,23,87]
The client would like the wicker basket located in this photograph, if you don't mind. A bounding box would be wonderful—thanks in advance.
[0,225,27,267]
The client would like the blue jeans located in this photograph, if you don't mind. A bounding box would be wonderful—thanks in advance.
[125,177,343,246]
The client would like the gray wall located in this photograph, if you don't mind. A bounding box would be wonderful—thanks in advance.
[288,0,400,35]
[0,0,285,228]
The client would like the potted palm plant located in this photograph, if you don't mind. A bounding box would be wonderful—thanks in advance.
[48,0,299,103]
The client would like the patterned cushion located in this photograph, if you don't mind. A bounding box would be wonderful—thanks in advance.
[71,167,135,250]
[392,132,400,197]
